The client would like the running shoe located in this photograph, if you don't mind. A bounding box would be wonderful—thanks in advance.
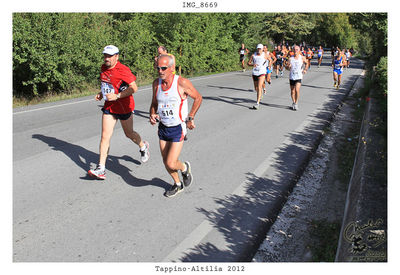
[294,104,298,111]
[252,104,259,110]
[140,141,150,163]
[164,183,184,197]
[88,165,106,180]
[292,103,296,110]
[333,82,337,88]
[336,85,340,90]
[276,75,279,79]
[182,161,193,188]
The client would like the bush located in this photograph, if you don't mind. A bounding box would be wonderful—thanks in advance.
[375,56,387,95]
[13,13,113,98]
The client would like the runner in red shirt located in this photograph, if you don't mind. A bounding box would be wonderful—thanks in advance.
[88,45,150,180]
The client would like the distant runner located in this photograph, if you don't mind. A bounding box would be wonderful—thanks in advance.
[345,48,352,68]
[155,46,176,75]
[305,47,314,70]
[248,44,271,109]
[263,45,276,91]
[285,45,308,111]
[273,45,284,78]
[238,43,250,72]
[332,50,345,89]
[317,45,324,67]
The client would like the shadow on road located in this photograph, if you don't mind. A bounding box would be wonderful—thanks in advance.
[207,85,253,93]
[31,134,169,190]
[176,72,361,262]
[203,95,291,111]
[202,95,253,109]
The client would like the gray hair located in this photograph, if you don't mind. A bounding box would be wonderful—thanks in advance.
[159,54,174,67]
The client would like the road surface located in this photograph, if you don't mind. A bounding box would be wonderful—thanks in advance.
[13,55,363,261]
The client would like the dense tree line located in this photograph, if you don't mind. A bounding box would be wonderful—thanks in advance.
[12,13,387,99]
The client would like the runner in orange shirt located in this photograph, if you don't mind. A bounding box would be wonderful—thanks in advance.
[305,47,314,70]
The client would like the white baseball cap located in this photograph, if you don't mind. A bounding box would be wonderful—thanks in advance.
[257,44,263,49]
[102,45,119,55]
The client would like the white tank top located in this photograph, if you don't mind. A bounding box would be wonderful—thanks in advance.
[289,56,304,80]
[156,75,188,127]
[252,52,267,76]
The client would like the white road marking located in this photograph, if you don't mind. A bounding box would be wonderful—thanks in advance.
[13,72,237,115]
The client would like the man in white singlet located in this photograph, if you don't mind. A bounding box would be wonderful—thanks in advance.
[149,55,202,198]
[285,45,308,111]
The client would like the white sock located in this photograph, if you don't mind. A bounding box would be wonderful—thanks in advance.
[140,144,146,151]
[175,182,182,187]
[182,163,187,174]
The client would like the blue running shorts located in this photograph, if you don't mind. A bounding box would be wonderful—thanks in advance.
[158,123,186,142]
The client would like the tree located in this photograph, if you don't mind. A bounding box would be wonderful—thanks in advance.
[349,13,387,59]
[262,13,316,45]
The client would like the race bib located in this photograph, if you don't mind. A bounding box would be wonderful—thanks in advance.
[101,82,115,101]
[334,61,342,69]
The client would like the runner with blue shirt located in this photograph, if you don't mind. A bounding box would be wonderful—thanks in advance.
[332,50,345,89]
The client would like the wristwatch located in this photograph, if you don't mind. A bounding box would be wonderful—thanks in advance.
[187,116,194,121]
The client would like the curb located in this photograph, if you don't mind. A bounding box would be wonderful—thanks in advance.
[335,74,387,262]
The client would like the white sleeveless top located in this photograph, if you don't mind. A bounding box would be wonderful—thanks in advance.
[252,52,267,76]
[289,56,304,80]
[156,75,188,127]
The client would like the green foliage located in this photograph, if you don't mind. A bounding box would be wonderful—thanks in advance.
[12,12,388,102]
[349,13,387,59]
[312,13,355,48]
[264,13,316,45]
[375,56,387,95]
[13,13,113,98]
[309,220,341,262]
[113,14,158,83]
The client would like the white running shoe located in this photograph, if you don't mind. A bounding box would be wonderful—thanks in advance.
[140,141,150,163]
[88,165,106,180]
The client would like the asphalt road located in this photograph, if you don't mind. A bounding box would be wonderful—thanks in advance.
[13,55,363,262]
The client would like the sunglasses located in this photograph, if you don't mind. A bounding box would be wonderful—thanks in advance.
[157,66,169,71]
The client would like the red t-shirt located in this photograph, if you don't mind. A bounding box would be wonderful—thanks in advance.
[100,61,136,114]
